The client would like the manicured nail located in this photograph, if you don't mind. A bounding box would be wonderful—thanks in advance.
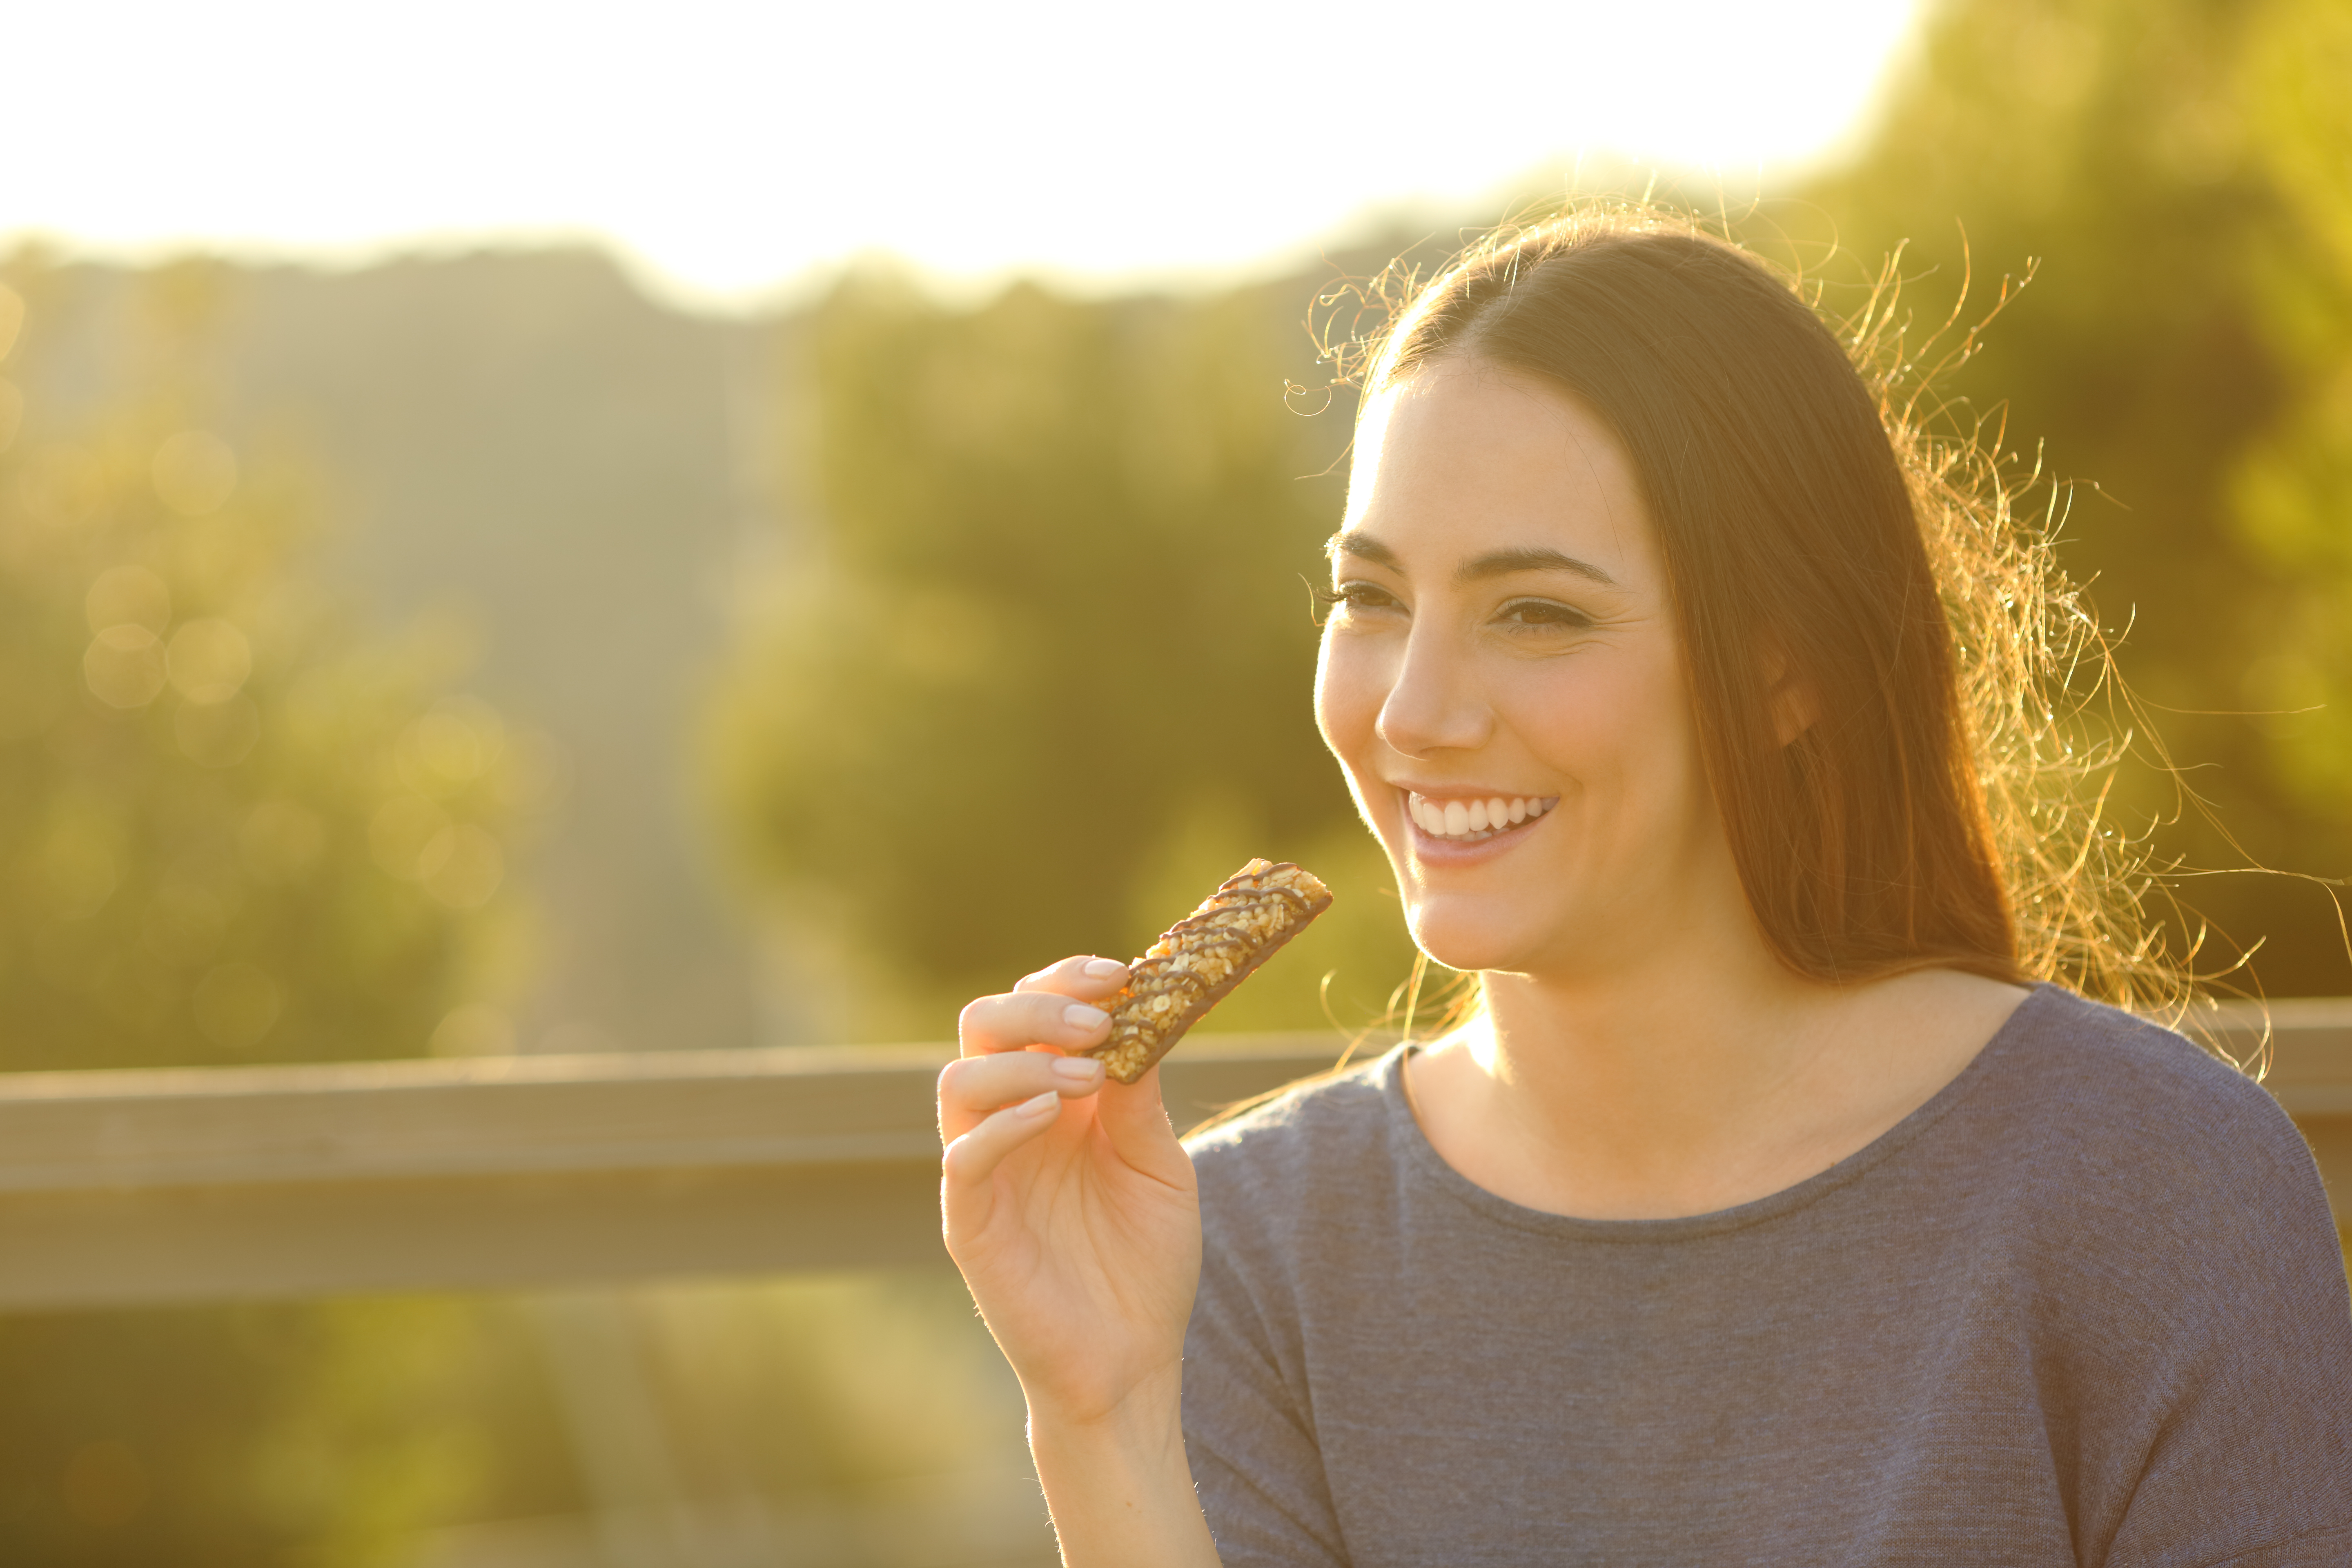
[1052,1054,1104,1081]
[1016,1090,1059,1117]
[1063,1003,1109,1030]
[1082,958,1127,978]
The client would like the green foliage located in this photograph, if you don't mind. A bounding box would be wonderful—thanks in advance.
[708,272,1418,1037]
[0,272,574,1563]
[0,271,552,1069]
[0,1299,580,1567]
[1783,0,2352,990]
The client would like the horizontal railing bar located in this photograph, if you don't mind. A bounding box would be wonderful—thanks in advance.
[0,1040,960,1100]
[0,1008,2342,1311]
[0,1132,949,1195]
[0,1035,1356,1192]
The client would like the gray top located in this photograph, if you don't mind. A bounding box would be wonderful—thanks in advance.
[1182,985,2352,1566]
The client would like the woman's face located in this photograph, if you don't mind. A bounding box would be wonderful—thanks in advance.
[1315,356,1738,979]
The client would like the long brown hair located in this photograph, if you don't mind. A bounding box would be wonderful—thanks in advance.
[1332,202,2182,1015]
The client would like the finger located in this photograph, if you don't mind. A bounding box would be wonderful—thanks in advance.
[938,1049,1105,1143]
[942,1090,1065,1232]
[1013,955,1131,1000]
[1092,1064,1196,1186]
[958,988,1116,1058]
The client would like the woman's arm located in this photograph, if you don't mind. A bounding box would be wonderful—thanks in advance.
[1026,1369,1218,1565]
[939,955,1221,1568]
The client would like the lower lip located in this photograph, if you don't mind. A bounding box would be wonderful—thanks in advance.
[1402,795,1546,865]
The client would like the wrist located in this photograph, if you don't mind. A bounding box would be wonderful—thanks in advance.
[1026,1364,1213,1566]
[1025,1359,1185,1451]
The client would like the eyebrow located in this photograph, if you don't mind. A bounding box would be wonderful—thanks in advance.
[1325,532,1617,588]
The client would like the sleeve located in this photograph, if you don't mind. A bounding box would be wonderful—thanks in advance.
[2098,1081,2352,1567]
[1181,1192,1352,1566]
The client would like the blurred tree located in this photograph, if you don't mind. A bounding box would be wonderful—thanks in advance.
[1788,0,2352,991]
[0,263,555,1070]
[706,272,1419,1040]
[0,267,577,1564]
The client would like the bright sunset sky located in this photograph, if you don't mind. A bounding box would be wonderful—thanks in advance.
[3,0,1927,307]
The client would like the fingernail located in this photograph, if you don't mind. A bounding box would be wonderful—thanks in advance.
[1016,1089,1059,1116]
[1082,958,1127,978]
[1052,1054,1104,1081]
[1063,1003,1109,1029]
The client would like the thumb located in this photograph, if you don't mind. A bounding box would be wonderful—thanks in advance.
[1093,1065,1193,1184]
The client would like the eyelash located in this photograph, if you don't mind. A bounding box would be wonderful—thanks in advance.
[1312,581,1594,633]
[1497,597,1595,631]
[1307,581,1395,625]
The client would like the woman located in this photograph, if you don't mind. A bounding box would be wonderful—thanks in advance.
[937,209,2352,1565]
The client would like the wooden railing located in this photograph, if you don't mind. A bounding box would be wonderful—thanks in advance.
[3,1006,2347,1311]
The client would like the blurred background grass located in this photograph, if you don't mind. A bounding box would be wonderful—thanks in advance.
[1,0,2348,1559]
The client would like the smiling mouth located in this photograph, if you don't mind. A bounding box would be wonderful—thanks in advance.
[1405,791,1559,844]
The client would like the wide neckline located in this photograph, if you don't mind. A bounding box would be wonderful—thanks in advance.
[1381,982,2061,1244]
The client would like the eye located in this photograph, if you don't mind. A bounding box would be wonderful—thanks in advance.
[1495,597,1595,632]
[1312,579,1405,628]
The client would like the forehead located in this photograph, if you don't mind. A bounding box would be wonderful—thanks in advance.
[1343,357,1654,580]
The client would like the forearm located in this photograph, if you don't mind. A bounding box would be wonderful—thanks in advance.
[1028,1371,1221,1568]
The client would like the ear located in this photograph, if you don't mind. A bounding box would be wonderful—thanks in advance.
[1762,641,1820,747]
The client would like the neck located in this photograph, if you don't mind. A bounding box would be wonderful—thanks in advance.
[1400,817,2032,1219]
[1467,919,1826,1185]
[1401,865,2032,1222]
[1410,925,2026,1219]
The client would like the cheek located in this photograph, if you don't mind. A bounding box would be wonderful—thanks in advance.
[1497,645,1697,790]
[1312,632,1384,766]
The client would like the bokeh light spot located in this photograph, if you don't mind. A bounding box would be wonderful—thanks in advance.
[84,624,168,708]
[398,694,507,792]
[166,617,252,703]
[151,430,239,515]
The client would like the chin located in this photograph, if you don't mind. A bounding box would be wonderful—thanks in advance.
[1401,897,1553,978]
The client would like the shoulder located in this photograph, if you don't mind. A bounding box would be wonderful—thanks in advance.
[1988,985,2311,1183]
[1983,992,2352,1545]
[1972,985,2343,1316]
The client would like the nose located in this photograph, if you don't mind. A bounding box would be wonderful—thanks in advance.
[1375,623,1492,759]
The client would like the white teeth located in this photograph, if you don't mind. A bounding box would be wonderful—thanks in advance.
[1408,792,1558,840]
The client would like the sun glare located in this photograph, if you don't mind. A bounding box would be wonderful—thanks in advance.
[0,0,1922,302]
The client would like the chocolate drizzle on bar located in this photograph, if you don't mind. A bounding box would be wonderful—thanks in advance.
[1086,858,1334,1084]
